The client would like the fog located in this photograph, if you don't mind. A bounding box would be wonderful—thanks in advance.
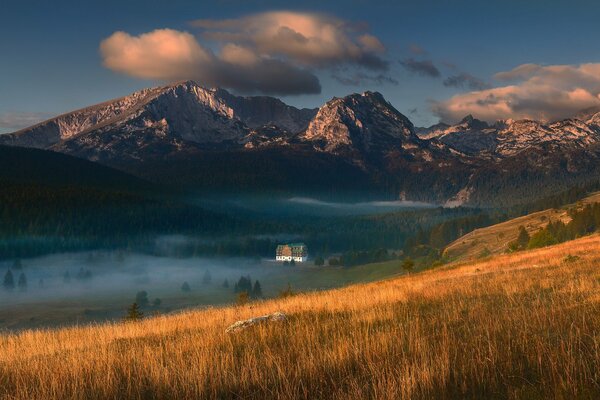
[2,252,260,302]
[0,250,286,330]
[189,194,435,217]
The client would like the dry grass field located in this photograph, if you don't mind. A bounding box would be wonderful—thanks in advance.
[3,235,600,399]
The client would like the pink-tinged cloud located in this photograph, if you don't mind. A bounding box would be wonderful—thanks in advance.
[191,11,387,70]
[100,29,320,95]
[101,29,212,81]
[433,63,600,123]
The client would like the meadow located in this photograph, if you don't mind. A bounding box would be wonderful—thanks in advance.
[2,234,600,398]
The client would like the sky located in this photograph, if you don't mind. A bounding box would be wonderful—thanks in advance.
[2,0,600,133]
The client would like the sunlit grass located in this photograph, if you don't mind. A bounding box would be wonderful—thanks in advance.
[3,235,600,399]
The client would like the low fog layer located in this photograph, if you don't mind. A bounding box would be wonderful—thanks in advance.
[190,194,435,217]
[0,251,265,307]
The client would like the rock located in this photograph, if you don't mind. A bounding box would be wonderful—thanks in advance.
[225,311,287,333]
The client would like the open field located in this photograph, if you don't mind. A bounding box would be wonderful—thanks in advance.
[2,235,600,398]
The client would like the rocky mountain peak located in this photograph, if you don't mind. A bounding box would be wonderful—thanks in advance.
[301,91,416,155]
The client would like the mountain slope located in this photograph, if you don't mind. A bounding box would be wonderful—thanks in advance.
[0,145,152,191]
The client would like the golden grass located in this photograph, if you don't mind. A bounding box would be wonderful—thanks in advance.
[4,235,600,399]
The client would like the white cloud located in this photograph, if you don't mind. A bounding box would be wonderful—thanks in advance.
[433,63,600,123]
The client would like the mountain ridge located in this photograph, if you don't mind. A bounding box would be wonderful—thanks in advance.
[4,81,600,206]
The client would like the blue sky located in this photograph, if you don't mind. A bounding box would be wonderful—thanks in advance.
[2,0,600,132]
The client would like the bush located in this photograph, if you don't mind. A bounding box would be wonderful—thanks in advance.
[236,291,249,306]
[278,283,295,299]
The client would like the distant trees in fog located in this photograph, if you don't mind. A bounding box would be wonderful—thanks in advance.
[17,273,27,291]
[233,275,263,299]
[135,291,150,307]
[3,270,14,291]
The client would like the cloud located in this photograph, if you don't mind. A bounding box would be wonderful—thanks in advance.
[101,12,389,94]
[331,71,398,86]
[191,11,388,70]
[433,63,600,123]
[0,111,51,132]
[443,73,490,90]
[100,29,320,95]
[399,58,441,78]
[408,44,426,55]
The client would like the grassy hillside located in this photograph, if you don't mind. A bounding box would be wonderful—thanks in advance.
[443,191,600,262]
[3,235,600,399]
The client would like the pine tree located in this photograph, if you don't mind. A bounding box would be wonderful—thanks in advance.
[124,303,144,321]
[516,226,530,249]
[17,273,27,291]
[181,282,191,292]
[3,270,14,291]
[252,280,263,299]
[222,279,229,288]
[234,276,252,293]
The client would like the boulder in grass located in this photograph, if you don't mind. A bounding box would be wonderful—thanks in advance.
[225,311,287,333]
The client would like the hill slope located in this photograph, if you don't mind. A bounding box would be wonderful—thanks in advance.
[443,191,600,261]
[0,145,152,191]
[3,235,600,399]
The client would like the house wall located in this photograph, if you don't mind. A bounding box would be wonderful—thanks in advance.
[276,256,307,262]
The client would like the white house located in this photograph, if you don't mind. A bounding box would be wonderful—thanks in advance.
[276,243,308,263]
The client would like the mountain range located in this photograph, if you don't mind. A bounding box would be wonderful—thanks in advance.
[4,80,600,206]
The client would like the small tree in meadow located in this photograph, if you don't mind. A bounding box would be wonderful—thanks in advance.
[278,283,295,299]
[124,303,144,321]
[402,257,415,273]
[236,291,249,306]
[314,256,324,266]
[252,280,263,299]
[516,226,531,249]
[181,282,191,292]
